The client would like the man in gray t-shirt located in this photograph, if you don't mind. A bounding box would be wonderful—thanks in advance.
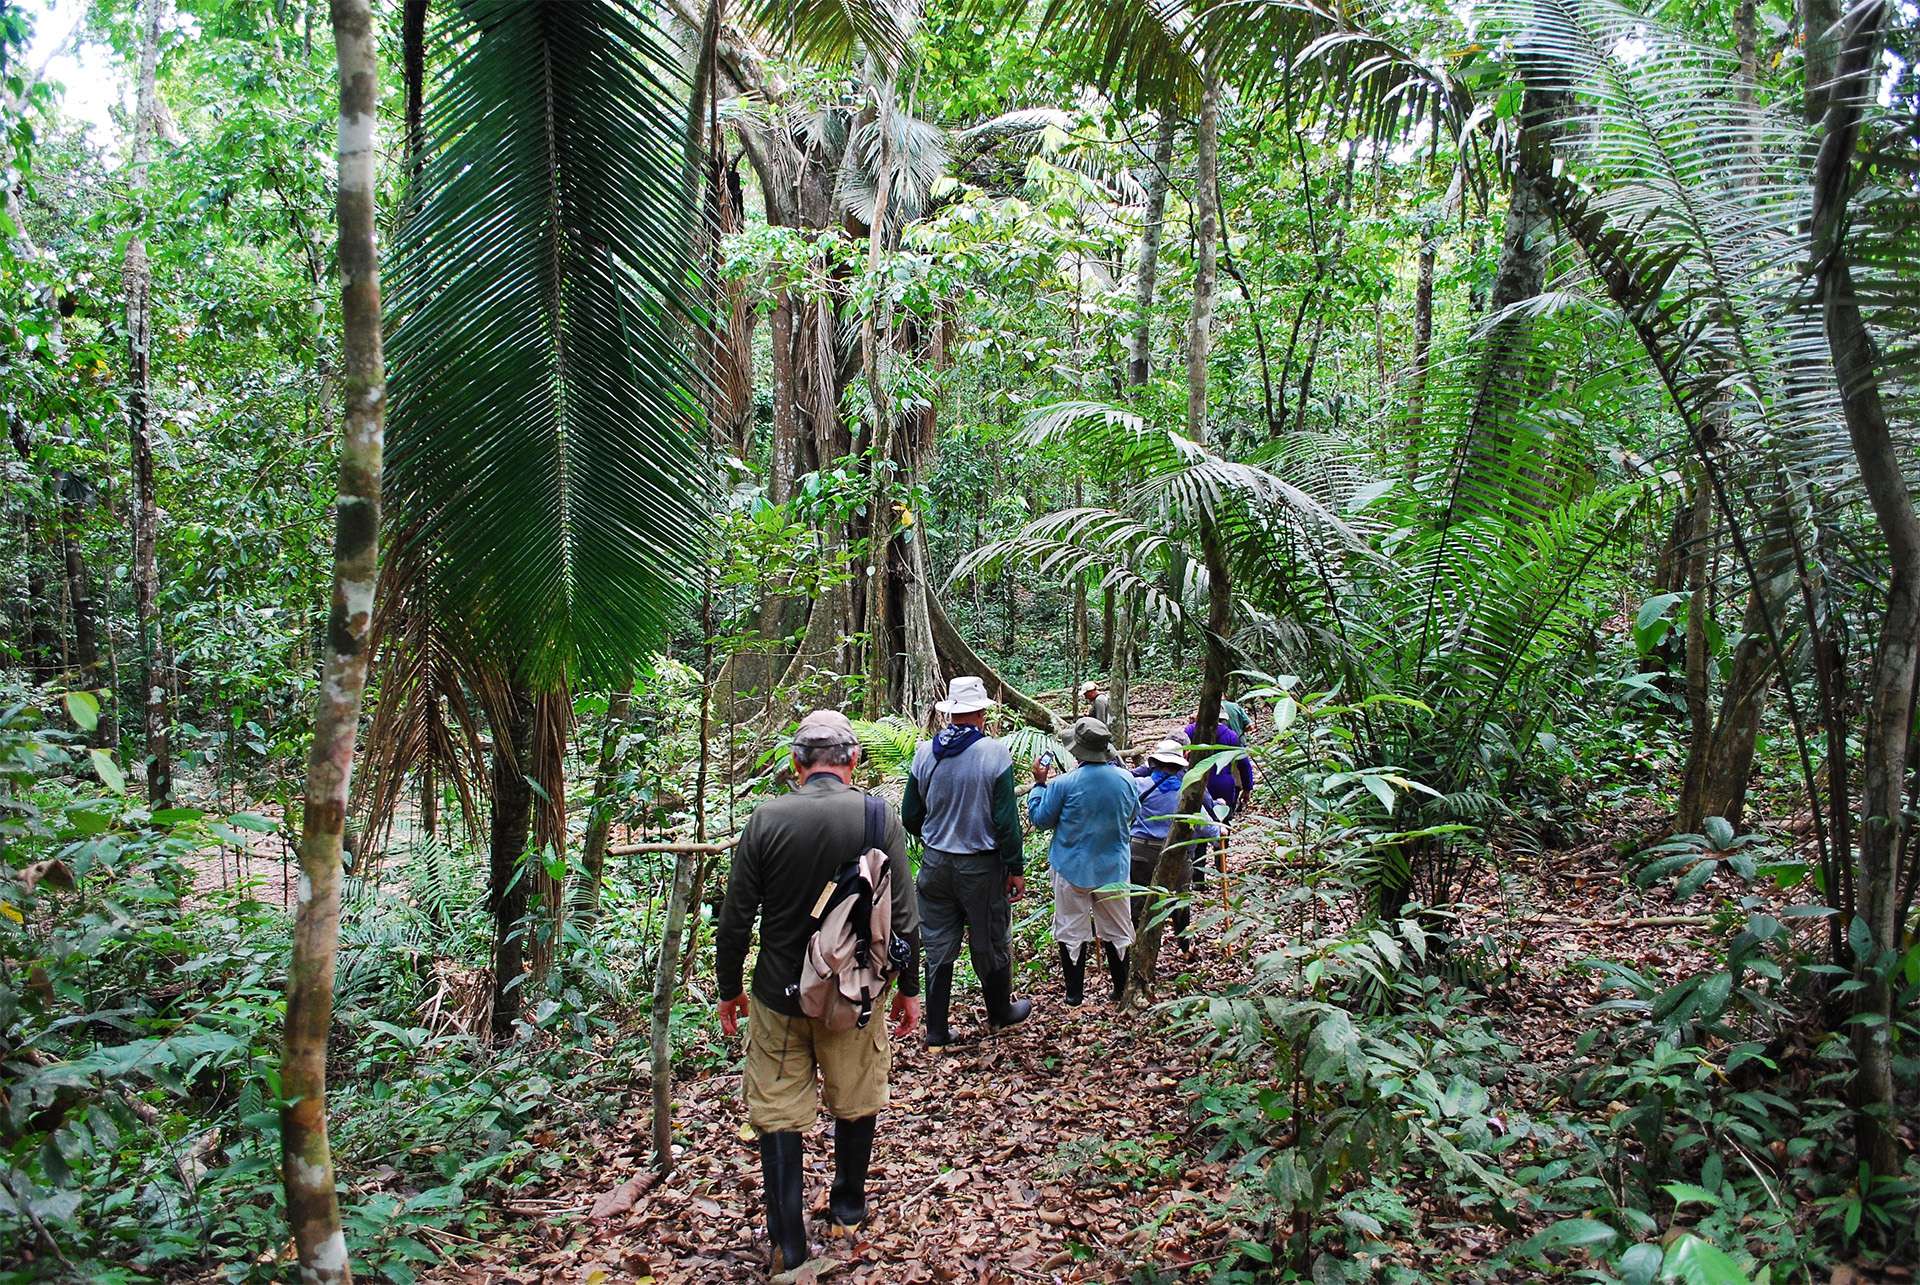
[901,676,1032,1048]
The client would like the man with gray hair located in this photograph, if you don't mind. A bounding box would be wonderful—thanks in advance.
[715,709,921,1274]
[902,675,1032,1048]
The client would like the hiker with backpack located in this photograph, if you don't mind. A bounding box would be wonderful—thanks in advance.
[901,676,1033,1049]
[714,709,921,1276]
[1130,738,1223,945]
[1027,717,1140,1006]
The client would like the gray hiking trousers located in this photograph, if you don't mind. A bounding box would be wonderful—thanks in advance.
[916,849,1013,976]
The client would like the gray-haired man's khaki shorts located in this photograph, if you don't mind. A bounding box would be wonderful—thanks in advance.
[744,1001,890,1133]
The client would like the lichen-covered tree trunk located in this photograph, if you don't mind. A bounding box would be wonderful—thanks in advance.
[125,0,172,805]
[1676,475,1714,832]
[281,1,384,1278]
[1404,234,1435,482]
[1184,65,1220,442]
[1128,114,1175,389]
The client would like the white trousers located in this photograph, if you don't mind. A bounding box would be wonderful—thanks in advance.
[1050,869,1136,954]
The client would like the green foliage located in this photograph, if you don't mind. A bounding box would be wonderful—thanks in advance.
[385,0,708,687]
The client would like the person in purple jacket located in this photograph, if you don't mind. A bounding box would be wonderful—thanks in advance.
[1182,715,1255,816]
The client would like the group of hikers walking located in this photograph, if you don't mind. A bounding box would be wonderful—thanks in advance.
[713,676,1256,1278]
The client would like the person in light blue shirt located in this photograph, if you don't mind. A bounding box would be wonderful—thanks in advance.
[1027,717,1139,1007]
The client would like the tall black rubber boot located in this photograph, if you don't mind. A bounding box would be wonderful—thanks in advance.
[1104,942,1129,1005]
[984,965,1033,1030]
[1057,943,1086,1006]
[924,963,955,1049]
[758,1130,807,1273]
[828,1114,877,1236]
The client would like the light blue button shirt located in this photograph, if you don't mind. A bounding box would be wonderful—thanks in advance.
[1027,760,1139,889]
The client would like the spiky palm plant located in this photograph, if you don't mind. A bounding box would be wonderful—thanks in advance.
[1466,0,1919,1178]
[377,0,709,1039]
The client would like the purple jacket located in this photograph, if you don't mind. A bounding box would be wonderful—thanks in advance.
[1182,722,1255,812]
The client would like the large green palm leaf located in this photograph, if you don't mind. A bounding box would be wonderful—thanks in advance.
[385,0,707,688]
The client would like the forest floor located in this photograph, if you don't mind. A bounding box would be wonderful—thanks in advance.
[414,693,1811,1285]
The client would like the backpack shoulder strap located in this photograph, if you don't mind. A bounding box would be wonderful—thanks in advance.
[863,792,887,857]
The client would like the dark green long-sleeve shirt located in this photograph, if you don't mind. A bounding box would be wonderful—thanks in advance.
[715,772,921,1014]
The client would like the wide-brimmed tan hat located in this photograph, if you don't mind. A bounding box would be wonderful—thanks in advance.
[1063,716,1117,764]
[935,675,997,715]
[792,709,859,748]
[1147,738,1188,770]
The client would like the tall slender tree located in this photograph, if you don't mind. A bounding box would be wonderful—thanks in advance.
[124,0,172,804]
[280,0,385,1278]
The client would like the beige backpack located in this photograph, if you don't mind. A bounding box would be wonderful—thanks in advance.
[798,795,902,1031]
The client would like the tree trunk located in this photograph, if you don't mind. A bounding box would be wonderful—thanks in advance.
[1099,584,1114,670]
[1404,234,1435,483]
[1108,589,1133,749]
[402,0,427,170]
[1131,533,1229,998]
[1700,502,1793,826]
[419,764,439,840]
[56,474,109,744]
[1677,475,1714,832]
[1135,68,1228,995]
[1691,0,1772,830]
[651,848,699,1170]
[1807,0,1909,1182]
[860,85,898,716]
[1468,81,1567,487]
[574,688,633,921]
[488,679,537,1042]
[928,589,1064,733]
[126,0,172,806]
[1185,65,1220,442]
[1128,113,1176,388]
[282,1,384,1277]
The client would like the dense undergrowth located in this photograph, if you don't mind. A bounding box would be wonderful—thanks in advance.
[5,618,1915,1282]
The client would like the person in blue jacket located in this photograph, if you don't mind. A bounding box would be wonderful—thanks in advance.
[1027,717,1139,1006]
[1129,738,1221,946]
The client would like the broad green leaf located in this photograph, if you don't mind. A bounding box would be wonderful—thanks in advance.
[226,811,278,833]
[63,690,99,732]
[89,749,125,795]
[1662,1181,1722,1208]
[1662,1233,1752,1285]
[1521,1217,1618,1254]
[1619,1242,1662,1285]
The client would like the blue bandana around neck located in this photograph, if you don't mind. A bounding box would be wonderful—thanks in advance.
[932,723,985,760]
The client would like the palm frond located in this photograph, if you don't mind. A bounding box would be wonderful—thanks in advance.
[385,0,709,688]
[736,0,911,70]
[1032,0,1204,111]
[837,109,952,227]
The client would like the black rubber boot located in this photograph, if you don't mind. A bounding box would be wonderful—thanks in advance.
[1057,943,1086,1006]
[758,1131,807,1273]
[984,966,1033,1030]
[924,963,955,1049]
[828,1114,877,1235]
[1104,942,1129,1005]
